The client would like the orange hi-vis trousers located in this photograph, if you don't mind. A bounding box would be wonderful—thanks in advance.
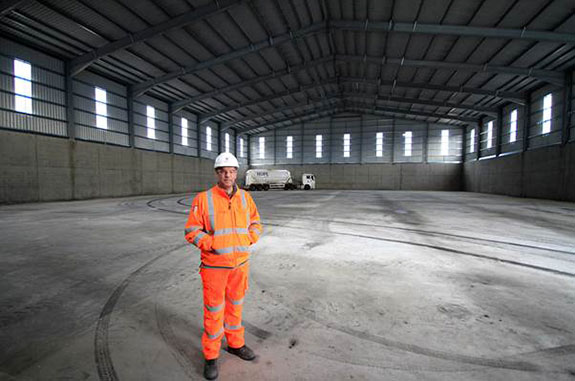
[200,262,249,360]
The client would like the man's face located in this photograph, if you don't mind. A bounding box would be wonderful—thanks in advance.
[216,167,237,189]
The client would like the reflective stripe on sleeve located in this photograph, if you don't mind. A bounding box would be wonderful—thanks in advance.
[185,226,202,235]
[207,190,215,233]
[192,231,208,245]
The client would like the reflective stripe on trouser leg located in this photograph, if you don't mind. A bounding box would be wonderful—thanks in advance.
[224,264,249,349]
[200,267,229,360]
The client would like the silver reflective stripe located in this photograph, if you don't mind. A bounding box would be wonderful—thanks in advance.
[240,190,247,209]
[206,327,224,339]
[205,302,224,312]
[224,323,242,330]
[227,297,244,305]
[214,228,249,236]
[249,228,261,236]
[193,231,207,245]
[185,226,202,235]
[214,245,250,255]
[243,191,250,229]
[207,189,215,233]
[214,246,234,255]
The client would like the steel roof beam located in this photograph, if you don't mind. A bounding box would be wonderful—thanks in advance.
[336,54,564,86]
[238,103,342,133]
[343,100,478,123]
[342,92,498,116]
[331,20,575,45]
[172,55,333,113]
[132,21,327,97]
[69,0,243,76]
[339,76,526,105]
[199,78,338,122]
[221,94,340,130]
[0,0,26,17]
[345,105,473,125]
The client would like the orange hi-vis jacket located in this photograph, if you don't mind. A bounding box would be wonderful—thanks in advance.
[185,185,262,268]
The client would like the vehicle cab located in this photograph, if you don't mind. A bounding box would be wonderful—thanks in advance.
[302,173,316,190]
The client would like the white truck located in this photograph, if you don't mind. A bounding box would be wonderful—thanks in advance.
[244,169,316,191]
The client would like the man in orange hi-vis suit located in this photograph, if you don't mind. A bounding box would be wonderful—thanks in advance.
[184,152,262,380]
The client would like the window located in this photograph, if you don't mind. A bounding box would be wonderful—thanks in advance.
[542,93,552,134]
[486,121,493,149]
[225,133,230,153]
[146,105,155,139]
[315,134,322,158]
[14,59,32,114]
[259,137,265,159]
[441,129,449,156]
[286,136,293,159]
[181,117,188,146]
[403,131,412,157]
[376,132,383,157]
[510,109,517,143]
[239,137,244,157]
[470,128,475,153]
[206,126,212,151]
[343,133,351,158]
[95,87,107,129]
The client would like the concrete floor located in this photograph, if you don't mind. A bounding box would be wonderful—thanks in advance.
[1,190,575,381]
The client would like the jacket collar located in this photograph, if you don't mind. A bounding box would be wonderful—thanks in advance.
[212,184,238,199]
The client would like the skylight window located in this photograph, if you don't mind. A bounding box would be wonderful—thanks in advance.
[14,59,32,114]
[146,106,155,139]
[343,133,350,158]
[376,132,383,157]
[95,87,107,129]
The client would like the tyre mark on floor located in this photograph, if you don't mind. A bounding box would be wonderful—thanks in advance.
[94,244,185,381]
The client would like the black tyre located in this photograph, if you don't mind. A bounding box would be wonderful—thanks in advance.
[263,184,270,191]
[304,184,311,190]
[249,184,257,191]
[256,184,264,191]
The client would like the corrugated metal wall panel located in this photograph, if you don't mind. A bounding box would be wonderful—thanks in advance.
[330,116,362,163]
[361,116,393,163]
[500,103,525,154]
[571,70,575,142]
[275,124,304,165]
[236,135,248,166]
[249,130,274,166]
[427,124,464,163]
[393,121,425,163]
[302,117,331,164]
[250,117,464,164]
[0,37,64,73]
[199,121,219,159]
[464,126,478,161]
[480,117,497,158]
[173,111,199,156]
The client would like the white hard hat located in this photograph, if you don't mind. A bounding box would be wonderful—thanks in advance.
[214,152,239,169]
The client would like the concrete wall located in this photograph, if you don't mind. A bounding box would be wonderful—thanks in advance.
[464,142,575,202]
[0,129,236,203]
[250,163,462,191]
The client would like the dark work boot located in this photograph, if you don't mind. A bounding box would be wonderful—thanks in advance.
[227,345,256,361]
[204,359,218,380]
